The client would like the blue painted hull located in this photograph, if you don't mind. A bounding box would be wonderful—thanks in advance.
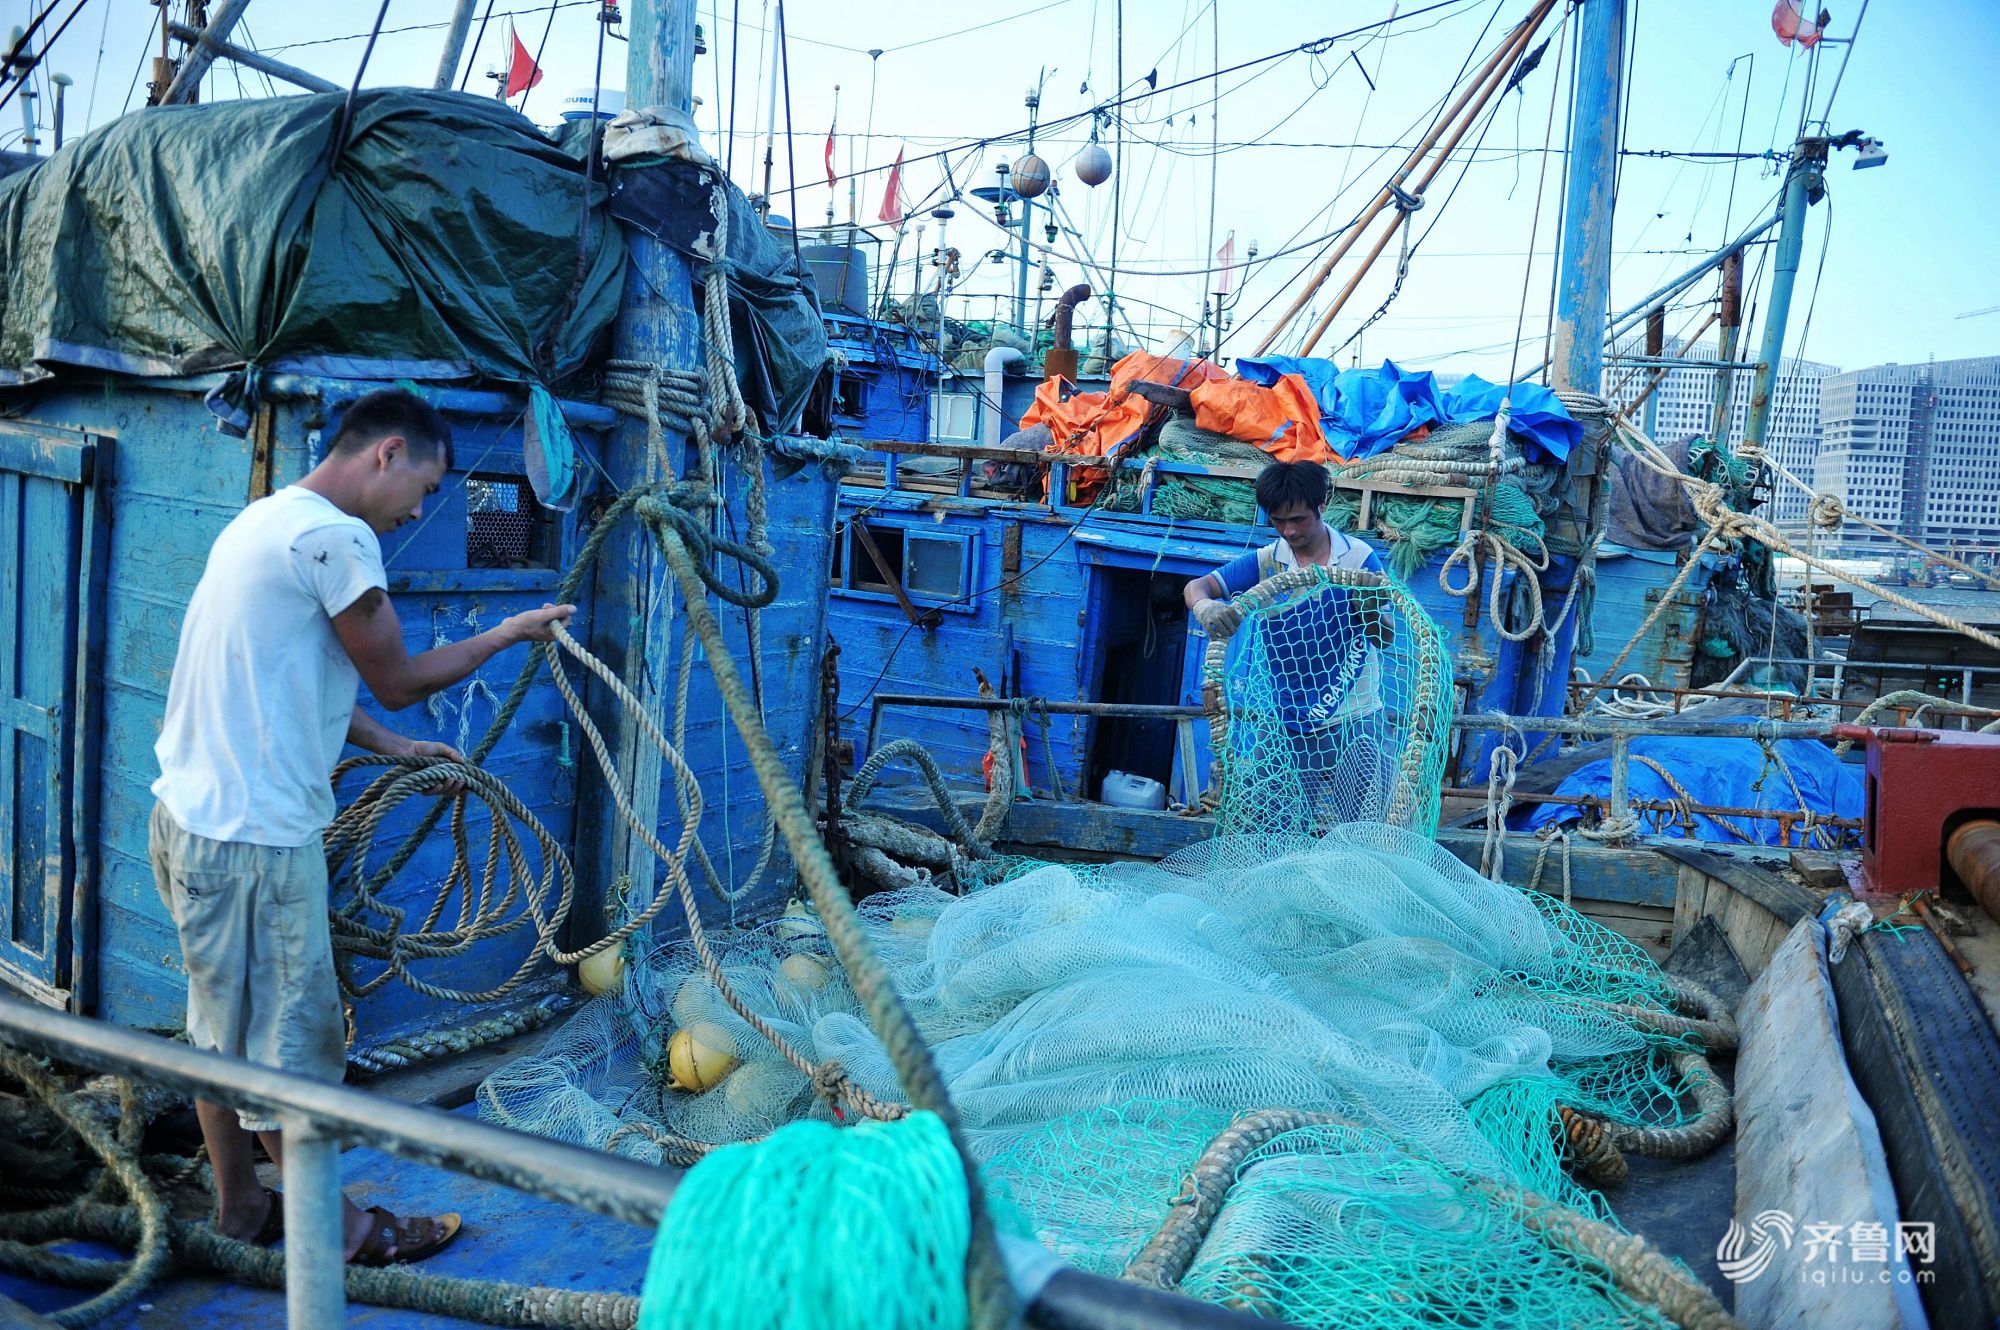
[1,375,837,1043]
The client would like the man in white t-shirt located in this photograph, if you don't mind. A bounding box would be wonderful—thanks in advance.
[151,389,574,1266]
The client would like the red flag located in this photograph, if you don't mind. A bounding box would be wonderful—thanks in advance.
[1214,231,1237,296]
[1771,0,1826,48]
[878,146,906,226]
[824,122,838,188]
[506,24,544,97]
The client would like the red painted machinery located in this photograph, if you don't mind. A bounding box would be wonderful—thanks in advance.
[1840,725,2000,916]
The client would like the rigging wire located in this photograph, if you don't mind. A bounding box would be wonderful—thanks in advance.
[81,0,112,133]
[0,0,92,116]
[333,0,396,152]
[828,0,1481,190]
[725,0,741,175]
[1209,0,1511,360]
[460,0,499,92]
[518,0,562,115]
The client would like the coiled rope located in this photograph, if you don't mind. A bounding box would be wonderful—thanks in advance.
[1122,1107,1743,1330]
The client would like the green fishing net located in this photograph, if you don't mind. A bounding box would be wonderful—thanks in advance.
[481,566,1721,1328]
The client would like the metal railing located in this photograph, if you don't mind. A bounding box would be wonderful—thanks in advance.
[1587,657,2000,730]
[0,998,1278,1330]
[859,690,1878,847]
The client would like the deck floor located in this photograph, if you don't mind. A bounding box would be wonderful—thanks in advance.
[0,1106,656,1329]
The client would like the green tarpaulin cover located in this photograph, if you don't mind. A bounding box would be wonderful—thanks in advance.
[0,89,626,427]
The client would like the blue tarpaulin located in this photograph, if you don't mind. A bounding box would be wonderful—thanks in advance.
[1234,357,1578,464]
[1513,727,1862,846]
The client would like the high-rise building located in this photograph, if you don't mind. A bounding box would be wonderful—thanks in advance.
[1814,356,2000,558]
[1604,338,1837,529]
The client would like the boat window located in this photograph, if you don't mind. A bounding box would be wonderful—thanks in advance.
[832,519,978,612]
[465,474,556,569]
[932,391,979,444]
[846,522,905,592]
[905,534,965,597]
[835,373,868,420]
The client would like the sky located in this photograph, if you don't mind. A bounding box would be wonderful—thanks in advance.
[9,0,1998,382]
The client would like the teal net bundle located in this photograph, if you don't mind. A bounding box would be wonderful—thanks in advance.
[1104,417,1274,524]
[480,571,1736,1329]
[1325,419,1558,583]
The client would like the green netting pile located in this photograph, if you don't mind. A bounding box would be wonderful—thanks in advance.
[1104,417,1274,524]
[480,574,1729,1329]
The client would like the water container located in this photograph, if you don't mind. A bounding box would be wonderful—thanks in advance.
[1101,770,1167,810]
[800,242,870,316]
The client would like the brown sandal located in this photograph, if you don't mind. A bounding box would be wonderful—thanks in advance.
[348,1207,463,1266]
[251,1186,285,1247]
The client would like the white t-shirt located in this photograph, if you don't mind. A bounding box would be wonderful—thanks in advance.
[153,487,387,847]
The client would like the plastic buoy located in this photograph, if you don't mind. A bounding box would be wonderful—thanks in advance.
[667,1023,741,1093]
[1012,152,1051,199]
[578,947,625,996]
[774,898,824,942]
[1073,144,1113,187]
[778,953,831,990]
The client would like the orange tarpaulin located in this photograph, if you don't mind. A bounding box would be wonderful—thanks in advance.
[1187,374,1341,464]
[1023,352,1227,501]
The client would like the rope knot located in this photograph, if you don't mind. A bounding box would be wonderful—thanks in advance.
[1808,493,1845,529]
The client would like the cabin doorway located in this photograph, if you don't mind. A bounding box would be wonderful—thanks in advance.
[1083,567,1194,800]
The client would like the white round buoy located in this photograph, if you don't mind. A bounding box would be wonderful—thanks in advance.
[774,898,824,942]
[889,914,936,941]
[667,1023,740,1093]
[578,947,625,996]
[1012,153,1051,199]
[672,976,719,1028]
[1073,144,1113,187]
[778,953,831,990]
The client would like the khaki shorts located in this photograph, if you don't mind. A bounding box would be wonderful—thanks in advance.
[149,801,345,1131]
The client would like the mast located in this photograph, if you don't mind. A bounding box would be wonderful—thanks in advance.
[1709,248,1743,442]
[1014,84,1039,338]
[1741,136,1827,465]
[434,0,480,90]
[575,0,705,933]
[1549,0,1624,393]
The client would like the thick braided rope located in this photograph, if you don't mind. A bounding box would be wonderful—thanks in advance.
[546,620,905,1127]
[348,995,568,1076]
[1834,690,2000,754]
[326,757,579,1003]
[1600,1049,1734,1160]
[324,484,714,993]
[0,1054,169,1328]
[1750,436,2000,593]
[1123,1106,1742,1330]
[843,738,989,856]
[1604,409,2000,659]
[1585,973,1740,1054]
[0,1201,639,1328]
[1556,1104,1629,1189]
[972,676,1016,844]
[649,521,1017,1330]
[1629,754,1756,843]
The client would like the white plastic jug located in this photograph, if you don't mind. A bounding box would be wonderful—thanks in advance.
[1101,770,1167,810]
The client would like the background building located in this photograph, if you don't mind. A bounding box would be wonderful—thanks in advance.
[1814,356,2000,559]
[1605,337,1838,530]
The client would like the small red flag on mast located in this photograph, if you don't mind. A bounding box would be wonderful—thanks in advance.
[879,146,907,226]
[506,23,544,98]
